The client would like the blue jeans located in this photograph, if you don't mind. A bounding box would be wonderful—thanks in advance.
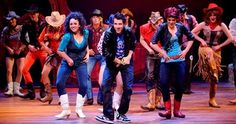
[102,61,133,120]
[160,61,185,102]
[145,54,161,91]
[87,54,106,101]
[56,60,87,97]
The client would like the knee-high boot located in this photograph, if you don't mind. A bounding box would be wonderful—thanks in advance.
[55,94,71,119]
[112,91,122,110]
[209,83,220,108]
[173,99,185,118]
[4,82,14,96]
[75,94,86,118]
[158,99,171,119]
[140,89,156,111]
[229,88,236,104]
[38,83,53,104]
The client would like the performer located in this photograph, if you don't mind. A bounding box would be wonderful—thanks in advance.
[151,7,194,119]
[192,3,233,108]
[140,11,165,111]
[1,11,26,97]
[229,15,236,104]
[20,4,47,100]
[55,11,89,119]
[38,11,65,104]
[96,12,136,123]
[176,4,198,94]
[85,9,108,105]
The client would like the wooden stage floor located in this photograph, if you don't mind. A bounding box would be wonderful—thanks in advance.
[0,82,236,124]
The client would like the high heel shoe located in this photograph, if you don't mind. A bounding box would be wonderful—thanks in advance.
[55,110,71,119]
[209,102,220,108]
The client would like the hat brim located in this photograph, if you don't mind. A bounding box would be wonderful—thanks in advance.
[45,15,65,27]
[203,7,223,15]
[4,15,20,20]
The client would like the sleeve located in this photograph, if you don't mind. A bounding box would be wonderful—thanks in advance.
[20,24,30,46]
[129,29,136,51]
[1,27,7,44]
[102,30,115,61]
[97,32,105,55]
[38,27,47,44]
[151,24,163,44]
[58,33,71,52]
[182,25,194,41]
[229,18,236,37]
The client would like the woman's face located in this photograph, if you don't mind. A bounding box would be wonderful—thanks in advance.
[30,12,39,22]
[209,13,217,23]
[69,18,80,33]
[167,17,177,28]
[9,18,17,27]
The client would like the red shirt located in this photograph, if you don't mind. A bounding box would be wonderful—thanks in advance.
[140,22,161,47]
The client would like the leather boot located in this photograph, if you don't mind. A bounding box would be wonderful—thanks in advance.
[75,94,86,118]
[155,89,165,110]
[55,94,71,119]
[141,89,156,111]
[159,100,171,119]
[13,82,24,97]
[229,88,236,104]
[20,83,35,100]
[173,100,185,118]
[38,83,53,104]
[209,83,220,108]
[4,82,14,96]
[39,82,46,98]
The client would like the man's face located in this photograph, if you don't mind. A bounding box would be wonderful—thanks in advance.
[113,18,124,34]
[91,15,101,25]
[30,12,39,22]
[9,18,17,27]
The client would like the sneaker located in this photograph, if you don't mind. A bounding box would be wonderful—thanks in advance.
[116,113,131,123]
[95,115,114,124]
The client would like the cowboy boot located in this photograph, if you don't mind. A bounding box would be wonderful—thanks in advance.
[229,88,236,104]
[55,94,71,119]
[20,83,35,100]
[39,82,46,98]
[38,83,53,104]
[155,89,165,110]
[173,99,185,118]
[209,83,220,108]
[13,82,24,97]
[141,89,156,111]
[75,94,86,118]
[4,82,14,96]
[159,99,171,119]
[112,91,122,110]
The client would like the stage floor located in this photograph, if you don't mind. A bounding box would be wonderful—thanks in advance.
[0,82,236,124]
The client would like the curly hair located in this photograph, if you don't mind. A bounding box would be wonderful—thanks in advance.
[204,9,222,25]
[164,7,179,19]
[64,11,86,34]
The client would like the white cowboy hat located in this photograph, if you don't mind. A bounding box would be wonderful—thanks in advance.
[46,11,65,27]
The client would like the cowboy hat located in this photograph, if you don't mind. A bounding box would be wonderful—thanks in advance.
[149,11,163,24]
[203,3,223,15]
[25,4,40,12]
[4,11,20,20]
[177,4,188,13]
[105,14,114,25]
[91,9,103,17]
[45,11,65,27]
[121,8,133,18]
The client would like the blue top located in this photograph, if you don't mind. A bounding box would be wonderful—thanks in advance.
[116,33,125,59]
[58,29,89,65]
[151,23,194,63]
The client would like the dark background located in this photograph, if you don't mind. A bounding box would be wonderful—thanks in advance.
[0,0,235,89]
